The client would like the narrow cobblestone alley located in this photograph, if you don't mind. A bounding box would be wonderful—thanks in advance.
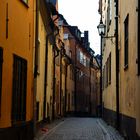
[35,118,124,140]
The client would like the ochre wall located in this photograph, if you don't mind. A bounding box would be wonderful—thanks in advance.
[36,12,47,122]
[0,0,34,128]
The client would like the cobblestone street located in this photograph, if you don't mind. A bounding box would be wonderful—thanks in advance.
[35,118,124,140]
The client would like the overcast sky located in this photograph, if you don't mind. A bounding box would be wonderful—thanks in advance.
[58,0,101,55]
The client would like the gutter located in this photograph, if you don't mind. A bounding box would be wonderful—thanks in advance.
[115,0,120,130]
[33,0,39,136]
[52,45,59,120]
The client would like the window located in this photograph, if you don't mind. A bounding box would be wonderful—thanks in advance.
[12,55,27,123]
[102,68,104,90]
[80,51,83,64]
[106,60,108,87]
[108,53,111,84]
[138,0,140,75]
[63,34,69,40]
[77,48,80,61]
[102,66,106,90]
[37,40,40,74]
[0,48,3,115]
[83,55,86,66]
[69,50,72,58]
[107,0,112,32]
[124,15,129,69]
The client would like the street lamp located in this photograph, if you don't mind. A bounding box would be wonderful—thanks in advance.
[97,21,106,36]
[97,20,116,119]
[97,20,106,118]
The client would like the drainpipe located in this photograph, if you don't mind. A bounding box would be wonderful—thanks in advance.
[100,0,103,118]
[59,46,64,116]
[64,57,71,116]
[138,0,140,73]
[64,63,67,116]
[43,33,52,121]
[74,41,77,115]
[115,0,120,130]
[43,9,59,121]
[52,45,59,120]
[89,57,93,115]
[33,0,39,136]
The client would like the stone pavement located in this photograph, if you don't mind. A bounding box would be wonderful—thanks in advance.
[34,117,124,140]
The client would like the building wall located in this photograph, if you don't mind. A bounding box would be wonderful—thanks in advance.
[119,0,137,118]
[101,0,117,127]
[136,0,140,136]
[76,46,91,114]
[102,0,116,111]
[36,12,47,122]
[101,0,140,139]
[67,64,75,112]
[0,0,34,139]
[90,58,100,116]
[63,33,75,113]
[46,43,53,120]
[119,0,140,139]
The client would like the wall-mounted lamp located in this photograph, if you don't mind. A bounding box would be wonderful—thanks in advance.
[97,21,106,36]
[97,21,115,39]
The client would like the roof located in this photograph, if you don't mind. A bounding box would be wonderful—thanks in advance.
[59,14,95,58]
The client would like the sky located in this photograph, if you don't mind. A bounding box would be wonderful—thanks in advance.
[58,0,101,55]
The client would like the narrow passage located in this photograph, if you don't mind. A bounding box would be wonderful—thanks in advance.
[39,118,124,140]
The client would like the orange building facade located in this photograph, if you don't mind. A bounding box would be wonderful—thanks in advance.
[0,0,34,139]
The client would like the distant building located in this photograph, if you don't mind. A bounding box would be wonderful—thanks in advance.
[90,56,100,116]
[58,14,99,116]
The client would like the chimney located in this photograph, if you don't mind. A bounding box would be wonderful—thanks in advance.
[84,31,89,48]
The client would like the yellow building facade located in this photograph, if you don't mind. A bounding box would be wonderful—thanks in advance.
[0,0,34,139]
[35,0,59,123]
[119,0,140,139]
[101,0,117,126]
[36,11,47,122]
[99,0,140,139]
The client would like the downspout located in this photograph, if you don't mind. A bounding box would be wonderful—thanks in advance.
[64,64,68,116]
[59,51,62,116]
[64,63,67,116]
[59,47,63,116]
[64,57,71,116]
[43,34,51,121]
[100,35,103,118]
[100,0,103,118]
[43,7,59,121]
[115,0,120,130]
[74,41,77,114]
[89,57,92,115]
[33,0,39,135]
[138,0,140,74]
[52,45,59,120]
